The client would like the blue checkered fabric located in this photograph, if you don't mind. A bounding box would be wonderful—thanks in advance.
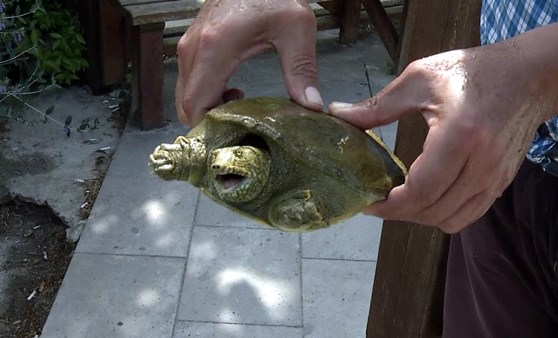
[481,0,558,175]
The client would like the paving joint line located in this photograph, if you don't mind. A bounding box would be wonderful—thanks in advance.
[171,189,201,337]
[301,256,377,263]
[175,319,303,329]
[73,250,187,260]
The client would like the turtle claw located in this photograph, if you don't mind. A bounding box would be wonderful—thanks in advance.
[149,144,179,180]
[268,190,327,232]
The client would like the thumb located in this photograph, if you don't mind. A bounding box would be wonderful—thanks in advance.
[328,66,431,129]
[274,14,323,111]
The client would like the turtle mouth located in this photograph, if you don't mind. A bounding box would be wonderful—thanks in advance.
[214,170,252,191]
[211,164,261,202]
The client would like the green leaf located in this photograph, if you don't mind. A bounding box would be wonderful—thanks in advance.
[31,29,40,46]
[76,34,85,45]
[78,123,87,131]
[64,115,72,126]
[45,106,54,115]
[49,32,63,39]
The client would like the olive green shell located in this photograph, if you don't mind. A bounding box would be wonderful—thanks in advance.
[187,97,406,230]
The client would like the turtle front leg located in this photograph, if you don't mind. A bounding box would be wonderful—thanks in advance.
[268,190,328,232]
[149,136,192,181]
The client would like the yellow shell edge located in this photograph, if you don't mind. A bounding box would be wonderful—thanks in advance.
[365,130,408,176]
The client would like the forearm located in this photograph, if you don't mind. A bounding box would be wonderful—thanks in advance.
[506,22,558,121]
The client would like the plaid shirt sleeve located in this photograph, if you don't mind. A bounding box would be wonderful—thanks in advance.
[480,0,558,175]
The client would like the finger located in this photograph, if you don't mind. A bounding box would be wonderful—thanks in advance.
[273,10,323,111]
[365,120,475,220]
[175,25,202,124]
[405,158,487,226]
[435,191,496,234]
[328,62,432,129]
[183,28,271,126]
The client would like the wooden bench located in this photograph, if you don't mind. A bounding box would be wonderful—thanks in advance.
[93,0,401,129]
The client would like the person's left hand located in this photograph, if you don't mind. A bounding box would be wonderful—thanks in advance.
[329,28,558,233]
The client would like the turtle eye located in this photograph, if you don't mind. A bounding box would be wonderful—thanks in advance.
[235,149,243,157]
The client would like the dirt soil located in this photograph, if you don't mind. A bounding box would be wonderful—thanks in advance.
[0,200,75,338]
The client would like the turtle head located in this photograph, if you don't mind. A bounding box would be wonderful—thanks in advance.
[209,146,270,203]
[149,136,206,186]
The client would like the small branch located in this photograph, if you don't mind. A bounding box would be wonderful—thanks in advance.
[18,83,56,96]
[0,45,36,65]
[9,94,66,128]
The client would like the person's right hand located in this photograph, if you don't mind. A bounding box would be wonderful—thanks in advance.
[175,0,324,126]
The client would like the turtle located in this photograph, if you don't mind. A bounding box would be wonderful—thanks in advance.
[149,97,406,232]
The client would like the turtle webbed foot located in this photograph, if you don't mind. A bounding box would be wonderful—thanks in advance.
[149,143,183,180]
[269,190,327,232]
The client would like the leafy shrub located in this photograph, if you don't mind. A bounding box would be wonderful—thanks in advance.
[20,1,88,85]
[0,0,88,129]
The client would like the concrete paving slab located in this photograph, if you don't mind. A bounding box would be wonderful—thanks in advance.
[0,86,123,241]
[76,175,198,257]
[178,226,301,326]
[173,321,302,338]
[195,194,269,229]
[302,259,376,338]
[41,253,185,338]
[302,214,383,261]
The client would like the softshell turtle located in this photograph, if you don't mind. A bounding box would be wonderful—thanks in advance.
[149,97,406,232]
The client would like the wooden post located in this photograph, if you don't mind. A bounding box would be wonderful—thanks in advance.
[78,0,104,94]
[130,23,165,130]
[99,0,126,86]
[366,1,481,337]
[338,0,362,44]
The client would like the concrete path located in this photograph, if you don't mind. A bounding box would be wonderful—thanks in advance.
[41,30,397,338]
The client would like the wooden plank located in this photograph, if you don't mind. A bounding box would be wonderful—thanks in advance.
[317,0,342,15]
[120,0,175,6]
[124,0,200,25]
[366,0,481,337]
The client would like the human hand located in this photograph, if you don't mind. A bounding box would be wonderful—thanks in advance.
[175,0,324,126]
[329,31,558,233]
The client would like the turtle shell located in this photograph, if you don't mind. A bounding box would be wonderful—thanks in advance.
[193,97,406,229]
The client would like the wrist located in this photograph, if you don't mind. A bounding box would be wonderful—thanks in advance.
[507,22,558,123]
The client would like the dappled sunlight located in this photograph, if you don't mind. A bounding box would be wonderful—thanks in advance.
[188,240,218,275]
[136,288,160,308]
[154,232,176,248]
[91,214,119,234]
[216,267,295,320]
[142,199,166,225]
[217,307,240,323]
[220,322,243,335]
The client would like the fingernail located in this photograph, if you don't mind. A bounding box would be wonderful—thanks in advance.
[304,86,323,107]
[329,101,354,111]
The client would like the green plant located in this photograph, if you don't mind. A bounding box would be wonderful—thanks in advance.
[19,1,88,85]
[0,0,89,135]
